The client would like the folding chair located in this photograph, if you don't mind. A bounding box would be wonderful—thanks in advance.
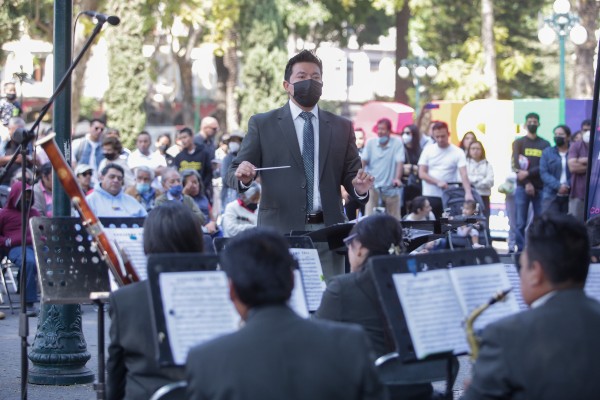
[149,381,187,400]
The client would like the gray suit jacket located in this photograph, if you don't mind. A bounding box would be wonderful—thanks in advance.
[227,103,365,233]
[107,281,184,400]
[185,305,385,400]
[463,289,600,400]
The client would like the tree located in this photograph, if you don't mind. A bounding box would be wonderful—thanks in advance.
[104,0,149,148]
[573,0,599,99]
[481,0,498,98]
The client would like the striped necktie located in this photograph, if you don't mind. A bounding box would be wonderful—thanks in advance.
[300,111,314,212]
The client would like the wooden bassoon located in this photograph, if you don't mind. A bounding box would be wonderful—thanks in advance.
[36,133,139,286]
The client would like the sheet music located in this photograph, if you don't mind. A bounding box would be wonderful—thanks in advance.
[449,264,520,332]
[106,227,147,280]
[584,264,600,302]
[159,271,239,365]
[288,270,309,318]
[504,263,527,310]
[289,248,326,311]
[393,270,468,359]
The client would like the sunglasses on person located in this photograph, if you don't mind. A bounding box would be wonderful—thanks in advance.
[79,171,93,177]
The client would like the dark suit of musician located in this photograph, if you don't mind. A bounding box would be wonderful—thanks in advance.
[464,214,600,400]
[315,267,433,400]
[107,281,184,400]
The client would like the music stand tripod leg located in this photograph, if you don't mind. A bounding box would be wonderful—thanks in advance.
[93,300,106,400]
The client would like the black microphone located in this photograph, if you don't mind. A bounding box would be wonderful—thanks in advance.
[12,127,36,145]
[82,11,120,26]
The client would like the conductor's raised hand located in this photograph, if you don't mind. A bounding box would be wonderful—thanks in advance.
[352,169,374,196]
[235,161,257,185]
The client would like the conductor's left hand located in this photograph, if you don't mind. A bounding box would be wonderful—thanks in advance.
[352,169,374,196]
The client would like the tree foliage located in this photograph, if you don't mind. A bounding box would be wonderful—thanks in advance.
[104,0,149,148]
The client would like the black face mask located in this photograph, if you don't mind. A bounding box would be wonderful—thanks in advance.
[245,202,258,212]
[554,136,566,147]
[527,124,538,134]
[6,93,16,101]
[103,153,118,161]
[292,79,323,108]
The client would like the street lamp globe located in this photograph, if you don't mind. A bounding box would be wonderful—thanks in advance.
[570,24,588,45]
[397,66,410,79]
[414,65,427,78]
[426,65,438,78]
[538,24,557,45]
[553,0,571,15]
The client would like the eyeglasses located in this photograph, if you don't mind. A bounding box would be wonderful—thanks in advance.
[343,233,358,249]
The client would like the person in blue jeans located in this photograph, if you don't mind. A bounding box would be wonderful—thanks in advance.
[540,124,571,214]
[0,182,40,310]
[512,112,550,251]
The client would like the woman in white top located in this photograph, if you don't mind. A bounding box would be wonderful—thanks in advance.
[466,140,494,218]
[403,196,436,221]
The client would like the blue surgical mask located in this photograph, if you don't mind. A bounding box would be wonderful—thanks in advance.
[136,182,150,194]
[168,184,183,197]
[378,136,389,145]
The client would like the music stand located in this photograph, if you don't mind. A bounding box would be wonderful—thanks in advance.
[29,216,145,400]
[303,222,354,251]
[146,253,222,367]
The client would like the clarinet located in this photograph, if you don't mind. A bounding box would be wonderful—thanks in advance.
[36,133,139,286]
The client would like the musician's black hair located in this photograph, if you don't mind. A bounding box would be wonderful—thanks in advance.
[284,50,323,82]
[143,201,204,254]
[220,228,295,307]
[526,214,589,284]
[350,214,404,257]
[100,162,124,177]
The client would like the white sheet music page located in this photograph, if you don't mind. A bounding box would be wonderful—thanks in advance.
[159,271,239,365]
[449,264,520,332]
[504,263,527,310]
[289,248,326,311]
[393,270,468,359]
[105,227,147,280]
[584,264,600,302]
[288,270,309,318]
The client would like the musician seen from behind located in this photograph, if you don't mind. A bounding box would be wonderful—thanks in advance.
[463,213,600,400]
[185,228,385,400]
[86,163,147,217]
[107,202,205,400]
[316,214,443,400]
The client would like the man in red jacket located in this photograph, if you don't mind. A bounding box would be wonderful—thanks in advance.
[0,181,40,313]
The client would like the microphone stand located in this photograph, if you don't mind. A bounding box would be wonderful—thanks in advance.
[17,18,112,400]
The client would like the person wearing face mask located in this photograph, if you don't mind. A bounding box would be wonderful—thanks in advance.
[400,124,423,214]
[0,82,22,128]
[511,112,550,251]
[154,167,205,224]
[125,166,161,211]
[361,118,404,219]
[540,125,571,214]
[222,182,260,237]
[220,130,245,212]
[98,136,135,188]
[568,119,591,221]
[228,50,373,279]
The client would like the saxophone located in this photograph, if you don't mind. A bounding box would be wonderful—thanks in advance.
[35,133,139,286]
[465,288,512,361]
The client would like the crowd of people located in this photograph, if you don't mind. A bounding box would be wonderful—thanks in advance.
[1,49,600,400]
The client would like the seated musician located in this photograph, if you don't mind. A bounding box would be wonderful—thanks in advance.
[107,202,204,400]
[185,228,385,400]
[316,214,438,400]
[463,214,600,400]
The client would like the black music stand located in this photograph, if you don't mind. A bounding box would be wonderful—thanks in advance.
[29,216,145,400]
[368,248,500,399]
[303,222,354,251]
[146,253,222,367]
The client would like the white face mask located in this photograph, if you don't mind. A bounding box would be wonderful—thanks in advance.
[583,131,590,144]
[402,133,412,145]
[228,142,240,153]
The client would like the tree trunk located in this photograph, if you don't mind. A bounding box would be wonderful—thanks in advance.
[481,0,498,99]
[71,0,100,132]
[174,54,194,128]
[223,29,239,131]
[394,4,410,105]
[573,0,599,99]
[214,55,228,134]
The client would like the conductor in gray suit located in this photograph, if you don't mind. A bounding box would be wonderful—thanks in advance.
[185,228,385,400]
[464,213,600,400]
[228,50,373,277]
